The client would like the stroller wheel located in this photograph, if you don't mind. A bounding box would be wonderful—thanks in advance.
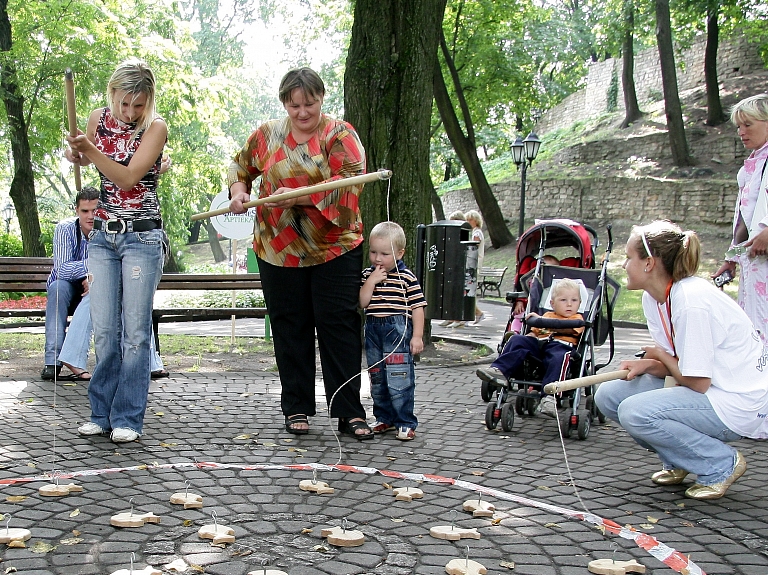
[559,413,572,438]
[480,379,493,403]
[577,413,591,440]
[586,395,606,424]
[501,402,515,432]
[526,397,538,416]
[514,395,525,416]
[485,402,500,430]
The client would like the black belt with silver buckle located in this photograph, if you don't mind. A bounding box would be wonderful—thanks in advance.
[94,218,162,234]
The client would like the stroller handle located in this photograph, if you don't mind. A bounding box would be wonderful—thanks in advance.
[525,316,585,329]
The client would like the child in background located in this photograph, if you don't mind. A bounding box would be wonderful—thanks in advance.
[477,278,584,417]
[360,222,427,441]
[465,209,486,324]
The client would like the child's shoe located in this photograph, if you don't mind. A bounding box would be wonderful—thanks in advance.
[538,396,558,418]
[396,427,415,441]
[372,421,395,434]
[476,366,506,387]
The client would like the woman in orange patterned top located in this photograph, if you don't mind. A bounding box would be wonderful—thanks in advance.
[228,67,372,440]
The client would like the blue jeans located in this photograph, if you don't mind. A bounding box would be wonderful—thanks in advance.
[365,315,417,429]
[44,279,82,365]
[86,228,163,434]
[58,293,164,372]
[594,375,743,485]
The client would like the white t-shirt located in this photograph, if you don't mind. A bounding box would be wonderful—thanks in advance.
[642,276,768,439]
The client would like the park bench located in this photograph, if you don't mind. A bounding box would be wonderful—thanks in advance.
[478,266,509,298]
[0,257,268,346]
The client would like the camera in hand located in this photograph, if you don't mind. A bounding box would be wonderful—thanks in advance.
[713,270,733,288]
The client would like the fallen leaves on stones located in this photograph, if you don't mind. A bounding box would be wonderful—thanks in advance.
[313,544,330,553]
[233,434,252,440]
[382,483,392,490]
[646,516,659,523]
[72,530,80,536]
[536,485,551,490]
[544,523,560,529]
[5,496,26,503]
[491,518,502,525]
[59,538,82,546]
[471,471,484,476]
[164,558,188,572]
[30,542,56,553]
[183,520,194,527]
[391,518,404,523]
[69,509,80,518]
[500,560,516,569]
[189,564,204,573]
[287,447,307,452]
[5,567,18,573]
[155,412,164,416]
[160,442,177,448]
[6,541,25,549]
[639,523,655,530]
[681,521,695,527]
[301,528,312,534]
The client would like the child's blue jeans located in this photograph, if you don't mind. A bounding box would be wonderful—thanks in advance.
[365,315,418,429]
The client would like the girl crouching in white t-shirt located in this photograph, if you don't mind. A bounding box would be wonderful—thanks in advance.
[595,220,768,500]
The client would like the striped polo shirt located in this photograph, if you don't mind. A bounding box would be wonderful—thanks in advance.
[361,260,427,318]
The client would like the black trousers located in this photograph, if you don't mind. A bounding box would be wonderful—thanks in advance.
[258,246,365,420]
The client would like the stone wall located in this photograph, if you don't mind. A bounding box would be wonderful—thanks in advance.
[537,32,765,134]
[441,175,736,231]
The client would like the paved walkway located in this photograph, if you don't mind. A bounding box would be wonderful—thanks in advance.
[1,301,767,575]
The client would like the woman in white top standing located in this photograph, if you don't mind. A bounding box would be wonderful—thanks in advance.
[712,94,768,346]
[465,209,485,324]
[595,220,768,500]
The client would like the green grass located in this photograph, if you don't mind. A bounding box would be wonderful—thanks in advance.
[0,333,273,359]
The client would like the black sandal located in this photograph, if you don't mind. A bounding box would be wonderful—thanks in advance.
[285,414,309,435]
[338,418,374,441]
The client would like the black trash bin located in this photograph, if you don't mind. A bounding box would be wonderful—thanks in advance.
[419,220,478,322]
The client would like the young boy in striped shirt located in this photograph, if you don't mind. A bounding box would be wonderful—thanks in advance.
[360,222,427,441]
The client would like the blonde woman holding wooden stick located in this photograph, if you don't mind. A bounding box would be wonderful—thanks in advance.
[594,221,768,500]
[227,67,372,440]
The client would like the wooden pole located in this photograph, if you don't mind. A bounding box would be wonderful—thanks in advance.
[191,170,393,222]
[542,369,630,395]
[64,69,81,191]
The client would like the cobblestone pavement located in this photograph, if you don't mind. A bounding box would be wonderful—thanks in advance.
[1,302,768,575]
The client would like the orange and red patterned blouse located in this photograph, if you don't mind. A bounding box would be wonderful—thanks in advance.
[227,115,366,267]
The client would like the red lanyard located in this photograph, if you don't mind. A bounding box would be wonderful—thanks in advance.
[656,280,677,358]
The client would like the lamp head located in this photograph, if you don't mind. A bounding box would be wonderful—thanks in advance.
[510,136,524,166]
[523,132,542,162]
[2,201,15,223]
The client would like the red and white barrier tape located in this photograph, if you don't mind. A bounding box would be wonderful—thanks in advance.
[0,461,705,574]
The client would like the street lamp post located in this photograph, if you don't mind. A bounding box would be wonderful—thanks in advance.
[2,201,15,235]
[511,132,542,239]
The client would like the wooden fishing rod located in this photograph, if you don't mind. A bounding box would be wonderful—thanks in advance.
[191,169,393,222]
[64,69,81,191]
[542,369,630,395]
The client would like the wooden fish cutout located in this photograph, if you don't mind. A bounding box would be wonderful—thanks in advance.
[588,558,646,575]
[393,486,423,501]
[39,482,83,497]
[445,558,487,574]
[0,527,31,544]
[198,523,235,545]
[109,567,162,575]
[299,479,334,495]
[110,511,161,528]
[462,498,495,517]
[321,525,365,547]
[429,525,481,541]
[169,492,203,508]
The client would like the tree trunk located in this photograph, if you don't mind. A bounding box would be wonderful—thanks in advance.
[344,0,448,273]
[655,0,695,167]
[434,34,514,248]
[431,185,445,221]
[704,3,726,126]
[204,220,227,262]
[620,0,643,129]
[0,0,45,256]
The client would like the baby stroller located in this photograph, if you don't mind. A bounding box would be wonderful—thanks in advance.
[481,219,620,439]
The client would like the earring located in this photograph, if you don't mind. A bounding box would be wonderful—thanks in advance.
[644,268,649,272]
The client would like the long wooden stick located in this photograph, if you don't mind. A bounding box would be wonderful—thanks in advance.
[191,169,393,221]
[64,69,81,191]
[543,369,629,395]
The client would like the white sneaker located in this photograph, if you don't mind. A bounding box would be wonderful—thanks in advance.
[451,321,466,328]
[111,428,140,443]
[78,422,107,436]
[438,320,454,327]
[539,396,558,418]
[473,312,486,324]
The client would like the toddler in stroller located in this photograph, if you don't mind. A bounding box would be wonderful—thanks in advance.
[477,278,585,418]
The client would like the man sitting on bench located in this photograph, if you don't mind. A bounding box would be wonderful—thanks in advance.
[42,187,99,380]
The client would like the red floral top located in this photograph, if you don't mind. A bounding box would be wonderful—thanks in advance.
[227,115,366,267]
[94,107,163,221]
